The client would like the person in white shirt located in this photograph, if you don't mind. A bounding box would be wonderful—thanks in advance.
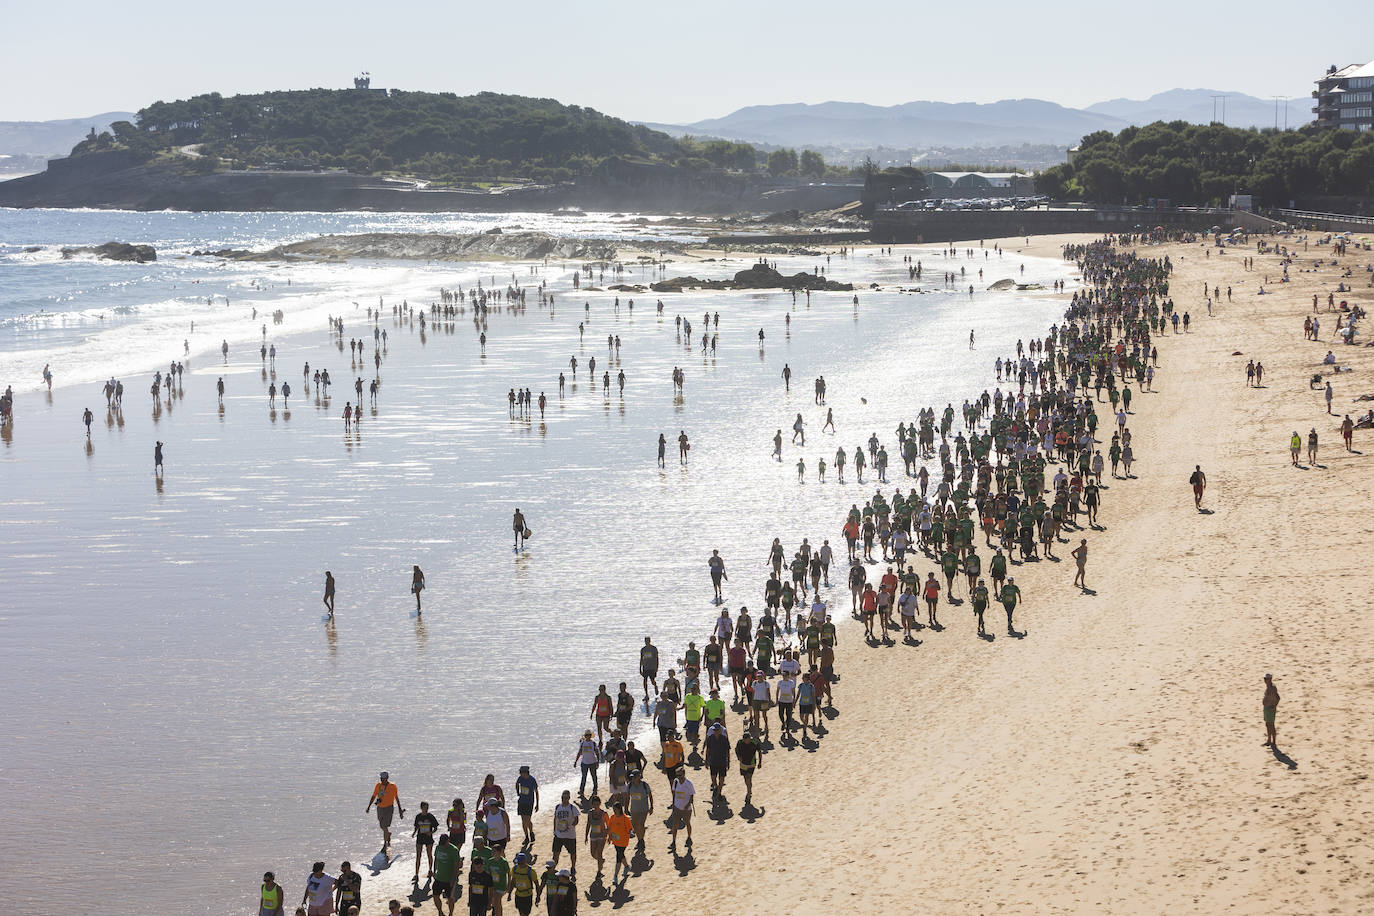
[749,674,772,739]
[775,674,797,736]
[301,862,335,916]
[551,789,580,872]
[668,774,695,851]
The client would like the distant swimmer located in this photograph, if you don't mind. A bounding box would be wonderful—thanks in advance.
[513,508,528,552]
[411,565,426,614]
[323,571,335,617]
[82,407,93,436]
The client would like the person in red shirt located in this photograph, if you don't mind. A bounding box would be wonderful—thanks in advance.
[923,573,942,628]
[860,585,878,639]
[727,640,749,704]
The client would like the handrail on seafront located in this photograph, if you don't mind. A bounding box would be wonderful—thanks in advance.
[1271,207,1374,227]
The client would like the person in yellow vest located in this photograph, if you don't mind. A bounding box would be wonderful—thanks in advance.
[506,851,538,916]
[258,871,284,916]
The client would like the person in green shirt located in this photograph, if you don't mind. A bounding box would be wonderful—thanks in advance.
[753,633,775,673]
[940,549,959,595]
[971,579,990,638]
[470,835,494,879]
[1000,578,1022,635]
[702,688,727,732]
[432,835,462,916]
[486,850,510,916]
[682,687,705,754]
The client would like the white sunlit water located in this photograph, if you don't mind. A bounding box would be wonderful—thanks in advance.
[0,208,1075,914]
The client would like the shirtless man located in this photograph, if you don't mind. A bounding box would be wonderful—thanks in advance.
[1070,539,1088,590]
[1189,465,1207,510]
[1262,673,1280,748]
[513,508,527,551]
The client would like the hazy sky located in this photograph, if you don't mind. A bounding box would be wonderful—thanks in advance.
[1,0,1362,123]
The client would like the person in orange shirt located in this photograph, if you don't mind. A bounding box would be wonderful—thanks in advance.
[366,771,405,851]
[606,801,634,885]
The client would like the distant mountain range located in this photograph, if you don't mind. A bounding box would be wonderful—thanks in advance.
[0,112,135,156]
[644,89,1310,152]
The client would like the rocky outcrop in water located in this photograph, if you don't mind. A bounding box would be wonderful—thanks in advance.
[60,241,157,263]
[199,231,633,263]
[651,263,853,293]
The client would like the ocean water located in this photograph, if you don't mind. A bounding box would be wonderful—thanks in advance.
[0,208,1074,913]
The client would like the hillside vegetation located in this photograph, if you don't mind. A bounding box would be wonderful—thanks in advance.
[68,89,851,185]
[1037,121,1374,206]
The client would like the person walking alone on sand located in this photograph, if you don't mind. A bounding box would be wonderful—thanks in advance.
[1262,673,1280,748]
[1070,539,1088,590]
[366,771,405,851]
[513,508,527,552]
[1189,465,1206,510]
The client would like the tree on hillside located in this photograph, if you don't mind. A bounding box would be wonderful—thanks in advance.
[767,148,799,177]
[799,150,825,178]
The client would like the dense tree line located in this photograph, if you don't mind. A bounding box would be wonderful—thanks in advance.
[69,89,847,185]
[1036,121,1374,206]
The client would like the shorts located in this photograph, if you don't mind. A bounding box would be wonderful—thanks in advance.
[517,801,534,817]
[433,879,453,897]
[685,718,700,740]
[709,760,728,779]
[308,905,333,916]
[553,836,576,857]
[1263,707,1276,724]
[669,807,692,829]
[799,702,815,717]
[640,666,658,680]
[751,699,771,713]
[448,829,466,848]
[417,834,434,847]
[514,895,533,916]
[729,665,745,677]
[377,805,395,829]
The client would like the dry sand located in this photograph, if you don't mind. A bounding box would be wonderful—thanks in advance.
[365,232,1374,915]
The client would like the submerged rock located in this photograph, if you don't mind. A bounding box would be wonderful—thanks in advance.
[61,241,157,263]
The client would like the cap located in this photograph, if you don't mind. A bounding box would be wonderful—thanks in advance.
[1264,673,1272,680]
[379,771,389,780]
[485,797,499,807]
[545,860,556,868]
[519,765,529,773]
[558,869,570,878]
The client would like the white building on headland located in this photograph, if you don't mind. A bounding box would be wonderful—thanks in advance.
[1314,61,1374,131]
